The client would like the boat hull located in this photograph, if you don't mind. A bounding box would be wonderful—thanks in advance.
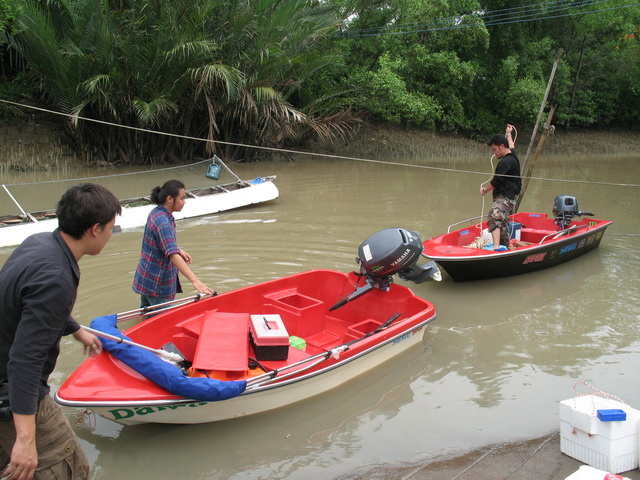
[116,178,279,230]
[62,324,427,425]
[422,212,612,282]
[0,178,278,248]
[55,269,436,424]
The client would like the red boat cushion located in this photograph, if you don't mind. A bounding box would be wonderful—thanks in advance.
[192,311,249,372]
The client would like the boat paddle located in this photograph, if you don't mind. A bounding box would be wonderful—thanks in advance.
[82,326,185,365]
[116,292,216,323]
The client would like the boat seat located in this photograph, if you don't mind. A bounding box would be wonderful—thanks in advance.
[520,228,560,243]
[192,311,249,372]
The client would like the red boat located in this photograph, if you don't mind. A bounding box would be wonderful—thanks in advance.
[56,229,441,425]
[422,195,612,282]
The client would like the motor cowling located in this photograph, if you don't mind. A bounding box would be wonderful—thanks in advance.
[552,195,579,216]
[330,228,440,311]
[552,195,594,229]
[357,228,441,284]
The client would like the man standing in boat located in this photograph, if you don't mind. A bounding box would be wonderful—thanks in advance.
[480,124,522,250]
[0,183,122,480]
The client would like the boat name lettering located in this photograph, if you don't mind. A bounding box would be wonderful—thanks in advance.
[390,248,412,268]
[107,402,208,420]
[522,253,547,264]
[559,242,577,254]
[392,333,411,344]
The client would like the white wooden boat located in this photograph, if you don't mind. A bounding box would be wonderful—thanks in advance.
[0,173,278,248]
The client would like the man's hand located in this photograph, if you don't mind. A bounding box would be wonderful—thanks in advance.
[72,328,102,357]
[4,414,37,480]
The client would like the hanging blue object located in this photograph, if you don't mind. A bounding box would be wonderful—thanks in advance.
[90,315,246,401]
[206,160,221,180]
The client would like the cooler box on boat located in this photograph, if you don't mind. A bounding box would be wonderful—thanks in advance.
[250,314,289,361]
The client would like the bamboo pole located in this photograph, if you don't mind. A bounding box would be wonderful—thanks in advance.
[515,105,556,213]
[515,48,563,213]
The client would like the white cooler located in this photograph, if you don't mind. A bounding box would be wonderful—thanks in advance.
[559,395,640,473]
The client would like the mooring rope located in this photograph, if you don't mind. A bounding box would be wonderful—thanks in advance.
[0,98,638,189]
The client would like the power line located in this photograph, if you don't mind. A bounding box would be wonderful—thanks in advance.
[337,0,640,37]
[0,98,638,189]
[344,0,602,34]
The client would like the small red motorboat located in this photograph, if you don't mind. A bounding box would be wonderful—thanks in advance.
[422,195,612,282]
[56,229,441,425]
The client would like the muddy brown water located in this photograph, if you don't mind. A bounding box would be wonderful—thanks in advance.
[1,152,639,479]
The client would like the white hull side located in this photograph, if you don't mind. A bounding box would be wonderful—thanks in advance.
[0,180,278,248]
[64,325,426,425]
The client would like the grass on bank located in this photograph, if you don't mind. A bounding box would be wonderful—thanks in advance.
[1,120,638,174]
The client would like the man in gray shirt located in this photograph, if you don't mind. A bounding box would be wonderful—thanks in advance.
[0,183,121,480]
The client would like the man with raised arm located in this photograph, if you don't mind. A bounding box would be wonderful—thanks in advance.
[480,124,522,250]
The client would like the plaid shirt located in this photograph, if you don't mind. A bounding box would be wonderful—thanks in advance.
[132,206,182,299]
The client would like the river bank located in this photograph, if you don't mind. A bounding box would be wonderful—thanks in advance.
[307,122,640,160]
[1,120,639,174]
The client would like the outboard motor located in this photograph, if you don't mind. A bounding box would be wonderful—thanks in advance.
[330,228,441,311]
[552,195,594,230]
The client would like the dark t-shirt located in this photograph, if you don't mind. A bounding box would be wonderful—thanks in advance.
[0,229,80,415]
[491,150,521,200]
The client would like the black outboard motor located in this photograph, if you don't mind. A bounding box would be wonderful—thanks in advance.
[552,195,594,230]
[330,228,441,311]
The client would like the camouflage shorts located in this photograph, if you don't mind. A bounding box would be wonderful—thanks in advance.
[487,196,514,246]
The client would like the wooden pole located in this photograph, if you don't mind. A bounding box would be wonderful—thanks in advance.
[515,105,556,213]
[515,48,563,213]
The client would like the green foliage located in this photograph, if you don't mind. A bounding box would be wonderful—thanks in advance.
[0,0,20,32]
[1,0,639,160]
[2,0,356,163]
[350,56,442,128]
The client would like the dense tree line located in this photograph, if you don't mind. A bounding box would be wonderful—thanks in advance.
[0,0,638,163]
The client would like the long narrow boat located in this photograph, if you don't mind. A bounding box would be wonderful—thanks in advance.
[0,174,278,248]
[422,195,612,282]
[55,229,440,425]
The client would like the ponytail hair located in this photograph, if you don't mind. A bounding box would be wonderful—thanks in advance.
[150,179,185,205]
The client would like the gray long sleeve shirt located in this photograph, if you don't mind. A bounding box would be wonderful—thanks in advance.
[0,229,80,415]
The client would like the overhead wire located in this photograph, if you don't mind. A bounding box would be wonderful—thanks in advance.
[0,98,637,190]
[337,0,640,37]
[344,0,594,35]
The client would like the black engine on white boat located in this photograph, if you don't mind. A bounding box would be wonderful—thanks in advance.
[330,228,441,311]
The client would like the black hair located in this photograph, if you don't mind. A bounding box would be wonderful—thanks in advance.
[150,179,185,205]
[487,134,509,148]
[56,183,122,239]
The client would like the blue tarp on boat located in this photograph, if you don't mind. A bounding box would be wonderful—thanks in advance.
[90,315,246,401]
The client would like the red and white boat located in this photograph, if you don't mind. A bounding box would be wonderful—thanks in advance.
[56,229,441,425]
[422,195,612,282]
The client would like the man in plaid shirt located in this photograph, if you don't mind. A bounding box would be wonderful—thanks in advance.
[133,180,213,308]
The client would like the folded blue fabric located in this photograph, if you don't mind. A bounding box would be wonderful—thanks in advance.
[90,315,246,401]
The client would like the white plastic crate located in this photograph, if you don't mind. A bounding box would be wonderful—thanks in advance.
[559,395,640,473]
